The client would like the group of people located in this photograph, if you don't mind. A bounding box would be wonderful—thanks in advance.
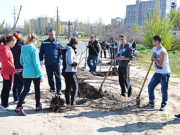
[86,34,179,118]
[0,30,179,118]
[0,30,79,116]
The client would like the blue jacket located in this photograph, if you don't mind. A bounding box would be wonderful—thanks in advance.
[20,44,42,79]
[39,38,63,66]
[62,45,77,73]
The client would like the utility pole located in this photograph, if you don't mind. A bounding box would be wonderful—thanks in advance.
[57,7,59,37]
[13,5,16,26]
[68,20,72,39]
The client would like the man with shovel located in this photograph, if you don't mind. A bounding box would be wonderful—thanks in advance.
[147,35,171,111]
[116,35,133,97]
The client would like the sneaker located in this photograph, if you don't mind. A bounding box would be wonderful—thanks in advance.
[50,89,55,93]
[121,93,126,97]
[160,104,166,111]
[35,103,42,111]
[13,100,18,104]
[15,107,26,116]
[143,102,155,109]
[175,114,180,118]
[0,105,14,111]
[56,91,62,95]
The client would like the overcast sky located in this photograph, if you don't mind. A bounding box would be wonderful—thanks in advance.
[0,0,180,26]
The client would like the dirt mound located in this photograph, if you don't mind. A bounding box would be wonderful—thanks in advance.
[78,79,105,99]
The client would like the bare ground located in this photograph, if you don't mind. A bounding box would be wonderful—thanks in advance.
[0,44,180,135]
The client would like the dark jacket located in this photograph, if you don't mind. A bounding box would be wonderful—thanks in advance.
[88,40,100,56]
[39,38,63,66]
[118,43,133,67]
[11,40,25,69]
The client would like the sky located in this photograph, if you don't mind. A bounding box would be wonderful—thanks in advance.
[0,0,180,26]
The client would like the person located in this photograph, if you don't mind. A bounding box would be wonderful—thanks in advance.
[100,40,108,58]
[116,35,133,97]
[87,35,100,72]
[15,34,43,116]
[131,39,136,56]
[11,31,25,104]
[0,35,17,110]
[39,29,63,95]
[109,37,118,60]
[62,38,79,108]
[147,35,171,111]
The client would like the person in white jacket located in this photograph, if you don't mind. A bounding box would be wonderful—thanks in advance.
[62,38,78,107]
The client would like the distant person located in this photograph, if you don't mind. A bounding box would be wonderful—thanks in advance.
[62,38,79,108]
[116,35,133,97]
[109,37,118,60]
[15,34,43,116]
[39,29,63,95]
[131,39,136,56]
[147,35,170,111]
[100,40,108,58]
[0,35,17,111]
[11,31,25,104]
[87,35,100,72]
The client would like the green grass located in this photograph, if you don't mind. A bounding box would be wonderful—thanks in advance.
[134,44,180,78]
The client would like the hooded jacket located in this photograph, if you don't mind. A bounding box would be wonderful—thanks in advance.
[62,44,77,73]
[0,44,15,79]
[20,44,42,79]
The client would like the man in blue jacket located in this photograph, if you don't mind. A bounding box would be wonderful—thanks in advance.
[39,29,63,95]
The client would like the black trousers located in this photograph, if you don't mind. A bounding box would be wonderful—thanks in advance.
[118,66,132,96]
[17,78,41,108]
[63,72,79,106]
[45,64,61,92]
[1,75,12,107]
[13,72,23,101]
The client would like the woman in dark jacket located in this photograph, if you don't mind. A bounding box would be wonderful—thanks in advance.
[11,31,25,104]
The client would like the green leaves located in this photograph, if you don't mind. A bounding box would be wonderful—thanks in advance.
[143,1,175,50]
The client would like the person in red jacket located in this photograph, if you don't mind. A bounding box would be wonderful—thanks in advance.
[0,35,17,111]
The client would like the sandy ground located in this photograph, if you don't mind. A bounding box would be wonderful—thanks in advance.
[0,42,180,135]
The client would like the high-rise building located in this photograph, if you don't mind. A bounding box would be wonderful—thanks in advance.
[126,0,177,27]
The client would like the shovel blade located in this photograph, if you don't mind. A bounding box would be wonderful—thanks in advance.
[136,97,141,108]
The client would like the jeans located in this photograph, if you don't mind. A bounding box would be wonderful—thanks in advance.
[118,66,132,96]
[87,55,98,72]
[45,64,61,92]
[1,75,12,107]
[148,73,170,106]
[13,72,23,101]
[17,78,41,108]
[63,72,79,106]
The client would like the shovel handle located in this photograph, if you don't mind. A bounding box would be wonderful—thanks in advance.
[138,61,154,97]
[99,60,115,90]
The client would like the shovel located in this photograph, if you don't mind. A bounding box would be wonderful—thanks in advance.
[136,61,153,108]
[99,60,115,92]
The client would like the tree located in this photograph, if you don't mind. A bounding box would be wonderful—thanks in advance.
[144,0,175,50]
[168,7,180,30]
